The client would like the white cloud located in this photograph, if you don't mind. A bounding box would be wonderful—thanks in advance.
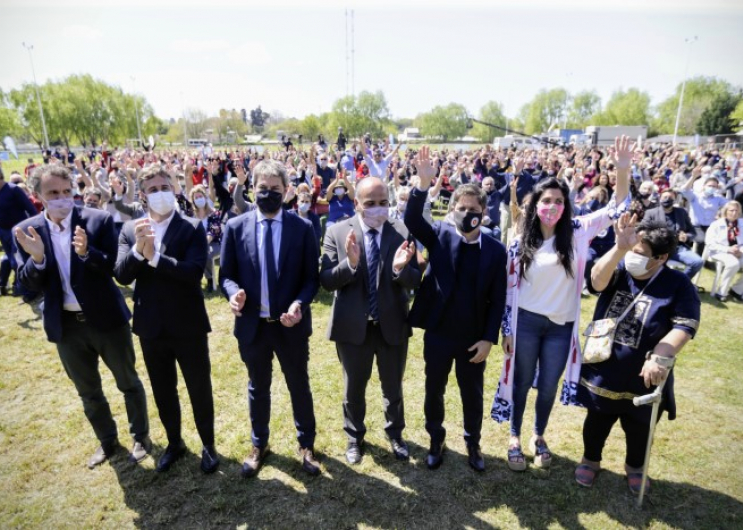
[168,39,230,52]
[61,24,103,41]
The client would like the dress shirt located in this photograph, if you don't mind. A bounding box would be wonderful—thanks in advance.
[132,210,175,268]
[34,211,82,311]
[256,209,283,318]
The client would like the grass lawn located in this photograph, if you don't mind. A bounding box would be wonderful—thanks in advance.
[1,264,742,530]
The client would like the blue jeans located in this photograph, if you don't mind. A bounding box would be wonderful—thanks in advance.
[511,308,573,437]
[672,246,703,279]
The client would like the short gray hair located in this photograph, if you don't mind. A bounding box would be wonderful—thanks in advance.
[252,159,288,188]
[28,165,73,195]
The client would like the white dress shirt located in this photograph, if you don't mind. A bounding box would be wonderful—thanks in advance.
[132,210,175,268]
[256,209,283,318]
[37,211,82,311]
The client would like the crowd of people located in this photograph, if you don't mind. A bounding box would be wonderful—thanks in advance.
[4,130,740,494]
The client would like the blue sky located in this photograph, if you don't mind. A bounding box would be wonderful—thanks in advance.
[2,0,742,122]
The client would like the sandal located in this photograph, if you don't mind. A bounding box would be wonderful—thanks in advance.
[529,437,552,469]
[627,472,651,495]
[507,444,526,472]
[575,464,600,488]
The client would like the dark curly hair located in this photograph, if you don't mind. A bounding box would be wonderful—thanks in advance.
[518,177,575,279]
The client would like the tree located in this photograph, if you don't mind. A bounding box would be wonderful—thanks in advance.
[472,101,507,142]
[593,88,651,126]
[0,89,21,138]
[655,76,736,135]
[568,90,601,128]
[519,88,568,134]
[731,99,743,132]
[183,108,209,138]
[417,103,469,142]
[697,91,742,135]
[328,90,391,140]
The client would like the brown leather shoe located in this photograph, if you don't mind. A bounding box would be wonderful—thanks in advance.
[299,446,321,476]
[241,445,270,478]
[87,440,119,469]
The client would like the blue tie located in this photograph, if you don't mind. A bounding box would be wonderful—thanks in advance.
[367,228,380,321]
[264,219,279,319]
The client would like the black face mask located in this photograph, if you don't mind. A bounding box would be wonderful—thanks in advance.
[256,190,283,214]
[638,192,650,200]
[661,198,674,209]
[452,210,482,234]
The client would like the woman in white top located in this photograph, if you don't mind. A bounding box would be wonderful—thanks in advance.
[705,200,743,302]
[491,136,632,472]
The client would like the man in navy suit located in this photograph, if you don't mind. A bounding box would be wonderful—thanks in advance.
[220,159,321,477]
[14,165,150,469]
[115,166,218,474]
[404,146,507,472]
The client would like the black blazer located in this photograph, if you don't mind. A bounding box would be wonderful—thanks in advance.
[320,216,421,346]
[404,187,507,344]
[15,207,131,343]
[114,212,211,339]
[643,206,696,248]
[219,209,319,345]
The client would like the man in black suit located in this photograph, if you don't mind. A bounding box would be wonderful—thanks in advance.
[115,166,218,474]
[642,188,702,279]
[404,146,507,472]
[320,177,420,465]
[14,165,150,469]
[220,159,321,477]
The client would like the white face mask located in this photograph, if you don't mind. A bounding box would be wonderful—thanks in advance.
[397,200,407,212]
[624,251,656,278]
[298,202,311,213]
[361,206,388,229]
[194,197,207,209]
[147,191,175,216]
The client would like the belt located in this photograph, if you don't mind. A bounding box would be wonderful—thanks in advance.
[367,320,380,326]
[260,317,280,323]
[579,378,638,401]
[63,311,86,323]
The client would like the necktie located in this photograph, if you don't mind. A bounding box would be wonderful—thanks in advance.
[367,228,380,321]
[264,219,279,319]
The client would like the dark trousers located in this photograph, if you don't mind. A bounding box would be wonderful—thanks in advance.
[140,335,215,447]
[423,332,485,447]
[693,225,709,256]
[582,409,653,469]
[0,227,31,297]
[56,314,149,445]
[336,322,407,443]
[238,321,316,449]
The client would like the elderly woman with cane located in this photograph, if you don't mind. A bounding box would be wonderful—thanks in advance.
[573,214,700,494]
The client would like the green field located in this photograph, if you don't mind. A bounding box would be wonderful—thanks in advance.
[0,264,742,529]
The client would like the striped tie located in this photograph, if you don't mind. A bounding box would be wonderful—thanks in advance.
[367,228,380,321]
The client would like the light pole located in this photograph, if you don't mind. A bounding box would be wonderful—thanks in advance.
[180,92,188,146]
[131,76,143,146]
[673,36,698,146]
[562,72,573,130]
[21,42,50,150]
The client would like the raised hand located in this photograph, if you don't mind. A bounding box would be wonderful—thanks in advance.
[230,289,246,316]
[392,240,415,272]
[514,156,525,174]
[345,230,360,269]
[73,226,88,257]
[134,218,154,256]
[412,145,436,189]
[614,135,635,170]
[614,212,639,251]
[14,226,45,263]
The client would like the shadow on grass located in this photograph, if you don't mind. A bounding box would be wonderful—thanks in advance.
[106,438,743,529]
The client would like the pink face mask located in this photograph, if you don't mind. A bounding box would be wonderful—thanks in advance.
[536,203,564,227]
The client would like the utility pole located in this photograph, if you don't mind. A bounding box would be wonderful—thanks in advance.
[22,42,50,150]
[673,36,698,146]
[131,76,143,146]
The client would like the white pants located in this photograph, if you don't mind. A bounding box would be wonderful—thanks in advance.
[711,253,743,296]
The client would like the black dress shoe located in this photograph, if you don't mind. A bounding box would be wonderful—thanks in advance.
[299,446,321,476]
[156,441,186,472]
[87,440,120,469]
[426,441,445,470]
[713,293,728,303]
[730,290,743,302]
[346,441,363,465]
[390,438,410,461]
[241,445,270,478]
[467,444,485,472]
[201,445,220,474]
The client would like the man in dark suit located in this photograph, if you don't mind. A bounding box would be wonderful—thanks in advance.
[13,165,150,469]
[114,166,218,474]
[642,188,702,279]
[320,177,420,465]
[220,159,321,477]
[404,146,507,472]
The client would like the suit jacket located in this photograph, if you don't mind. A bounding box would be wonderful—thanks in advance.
[403,187,507,344]
[15,207,131,343]
[643,206,696,247]
[114,211,211,339]
[219,209,319,344]
[320,215,421,346]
